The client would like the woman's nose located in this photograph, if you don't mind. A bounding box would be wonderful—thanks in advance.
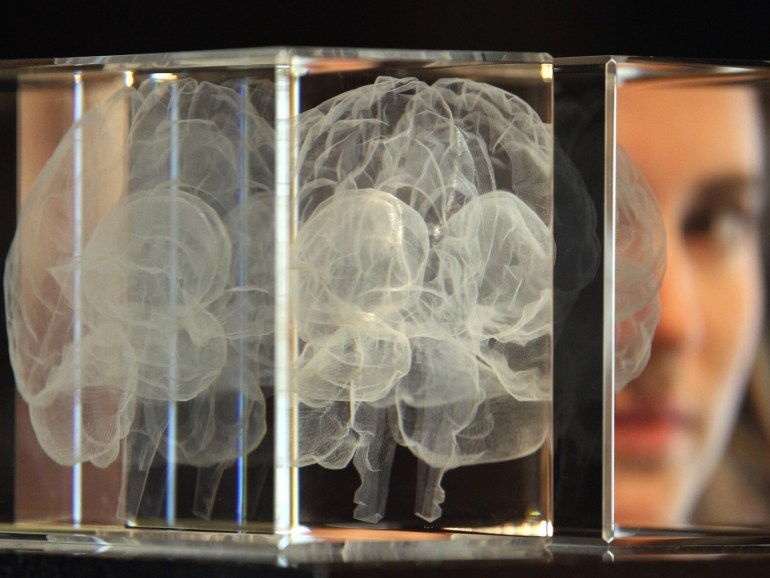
[652,232,705,352]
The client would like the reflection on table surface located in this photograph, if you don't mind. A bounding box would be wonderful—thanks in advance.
[5,525,770,565]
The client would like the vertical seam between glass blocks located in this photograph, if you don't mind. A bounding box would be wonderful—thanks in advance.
[273,62,298,534]
[603,58,618,543]
[71,72,84,528]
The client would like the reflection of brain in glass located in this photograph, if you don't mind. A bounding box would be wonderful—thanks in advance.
[615,146,667,390]
[295,77,552,522]
[4,78,273,516]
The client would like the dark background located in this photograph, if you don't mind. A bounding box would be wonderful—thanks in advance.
[0,0,768,62]
[1,0,770,572]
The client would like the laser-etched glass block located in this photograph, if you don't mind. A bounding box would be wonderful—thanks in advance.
[0,48,554,538]
[553,57,770,542]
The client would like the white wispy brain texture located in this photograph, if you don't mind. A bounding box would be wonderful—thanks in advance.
[615,146,666,390]
[3,75,670,523]
[4,79,275,517]
[294,77,553,522]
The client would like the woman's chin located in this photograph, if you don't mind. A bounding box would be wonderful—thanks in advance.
[614,490,683,529]
[614,462,698,528]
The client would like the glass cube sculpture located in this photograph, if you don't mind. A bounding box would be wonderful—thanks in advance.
[0,47,554,538]
[553,57,770,541]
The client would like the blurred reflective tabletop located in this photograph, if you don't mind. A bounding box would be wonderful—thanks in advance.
[4,528,770,577]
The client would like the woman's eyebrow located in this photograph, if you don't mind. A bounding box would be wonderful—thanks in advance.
[694,173,768,211]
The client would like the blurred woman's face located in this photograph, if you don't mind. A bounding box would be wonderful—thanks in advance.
[615,84,766,527]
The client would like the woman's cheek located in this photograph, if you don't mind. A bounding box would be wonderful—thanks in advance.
[698,241,763,406]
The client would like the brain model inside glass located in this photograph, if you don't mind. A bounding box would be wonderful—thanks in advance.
[293,77,553,522]
[4,73,663,524]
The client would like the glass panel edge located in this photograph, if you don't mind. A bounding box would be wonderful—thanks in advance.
[603,58,618,543]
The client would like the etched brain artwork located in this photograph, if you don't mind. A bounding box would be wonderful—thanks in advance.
[615,146,667,390]
[4,72,665,524]
[294,77,553,522]
[4,78,275,518]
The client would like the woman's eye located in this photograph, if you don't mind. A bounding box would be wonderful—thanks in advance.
[681,176,766,254]
[682,204,759,252]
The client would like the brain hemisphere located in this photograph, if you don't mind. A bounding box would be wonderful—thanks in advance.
[295,189,430,341]
[435,191,552,346]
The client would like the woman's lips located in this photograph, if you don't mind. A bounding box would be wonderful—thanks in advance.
[614,406,698,461]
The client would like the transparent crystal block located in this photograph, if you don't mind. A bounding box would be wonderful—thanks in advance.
[0,47,554,538]
[553,57,770,541]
